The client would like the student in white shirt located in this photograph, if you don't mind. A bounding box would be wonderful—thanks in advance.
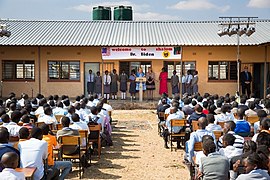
[6,111,22,137]
[70,113,90,134]
[206,114,222,132]
[18,127,48,180]
[219,133,242,160]
[0,152,25,180]
[53,101,68,116]
[38,106,57,126]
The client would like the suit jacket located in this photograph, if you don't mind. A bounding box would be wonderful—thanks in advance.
[240,71,252,85]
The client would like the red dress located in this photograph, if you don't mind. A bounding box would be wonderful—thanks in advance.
[159,72,168,95]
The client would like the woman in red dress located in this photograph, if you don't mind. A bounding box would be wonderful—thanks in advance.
[159,67,168,95]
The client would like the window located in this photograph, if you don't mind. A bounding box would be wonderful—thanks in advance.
[208,61,237,81]
[2,60,35,80]
[48,61,80,81]
[119,61,151,75]
[164,61,196,79]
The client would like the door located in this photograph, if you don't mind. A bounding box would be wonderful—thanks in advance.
[84,63,100,96]
[253,63,269,98]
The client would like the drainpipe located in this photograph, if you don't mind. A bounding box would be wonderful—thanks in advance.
[38,46,41,94]
[264,45,268,98]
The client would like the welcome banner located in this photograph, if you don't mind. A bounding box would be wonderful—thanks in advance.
[101,47,182,60]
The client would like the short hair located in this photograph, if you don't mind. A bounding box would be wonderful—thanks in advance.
[197,96,203,102]
[0,108,6,116]
[243,140,257,153]
[225,121,236,131]
[10,110,22,123]
[202,135,214,142]
[191,100,197,106]
[21,114,30,123]
[0,152,19,169]
[198,117,208,129]
[202,101,208,109]
[206,114,215,124]
[195,104,203,113]
[260,118,270,130]
[257,110,267,118]
[40,124,51,135]
[248,101,255,110]
[30,127,43,139]
[19,127,29,139]
[184,98,190,105]
[203,139,216,154]
[223,133,236,146]
[71,113,80,122]
[237,108,245,118]
[44,106,52,116]
[56,101,64,108]
[245,152,268,170]
[1,114,10,123]
[256,132,270,148]
[216,100,223,108]
[90,106,98,115]
[9,103,16,111]
[61,116,70,127]
[0,127,9,143]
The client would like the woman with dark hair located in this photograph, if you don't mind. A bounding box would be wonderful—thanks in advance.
[146,67,155,100]
[159,67,168,95]
[129,69,137,100]
[235,153,270,180]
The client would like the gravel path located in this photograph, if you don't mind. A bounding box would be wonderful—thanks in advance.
[68,110,189,179]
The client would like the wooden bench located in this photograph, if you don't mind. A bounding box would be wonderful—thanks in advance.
[16,167,36,180]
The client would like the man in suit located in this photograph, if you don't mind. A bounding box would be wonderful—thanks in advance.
[240,66,252,98]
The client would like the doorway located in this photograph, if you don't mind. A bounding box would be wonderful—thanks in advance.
[84,63,100,96]
[253,63,269,98]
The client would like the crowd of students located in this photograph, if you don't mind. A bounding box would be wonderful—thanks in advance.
[157,92,270,180]
[0,92,113,179]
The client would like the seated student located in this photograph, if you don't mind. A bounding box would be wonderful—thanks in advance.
[214,100,223,114]
[194,135,214,167]
[263,99,270,115]
[56,117,79,155]
[188,104,206,125]
[65,105,75,123]
[215,104,234,124]
[34,98,47,115]
[202,101,209,115]
[79,101,90,122]
[256,131,270,148]
[0,152,25,180]
[0,114,10,127]
[219,133,242,161]
[254,109,267,134]
[0,127,20,172]
[238,97,249,112]
[18,127,48,180]
[208,104,217,115]
[234,108,251,137]
[41,124,72,180]
[53,101,68,116]
[38,106,57,126]
[6,111,22,137]
[186,117,215,163]
[231,101,239,115]
[162,107,185,149]
[157,98,170,121]
[20,114,34,130]
[87,95,95,108]
[23,104,37,123]
[245,101,257,116]
[205,114,222,132]
[13,127,30,150]
[6,103,16,118]
[69,113,90,134]
[217,121,244,150]
[230,140,257,179]
[197,139,229,180]
[236,153,270,180]
[252,118,270,142]
[182,98,194,115]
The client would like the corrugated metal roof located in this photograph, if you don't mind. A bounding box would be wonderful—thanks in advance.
[0,20,269,46]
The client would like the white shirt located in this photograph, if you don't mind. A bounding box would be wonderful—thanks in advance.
[70,121,90,134]
[53,107,68,116]
[5,122,21,137]
[214,112,234,124]
[87,73,95,82]
[103,103,113,111]
[0,168,25,180]
[35,106,44,115]
[18,138,48,180]
[219,145,242,160]
[103,74,111,85]
[166,113,184,133]
[38,114,57,125]
[205,123,222,132]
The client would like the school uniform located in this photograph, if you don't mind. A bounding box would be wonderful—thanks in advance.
[94,75,102,97]
[87,73,95,95]
[119,73,128,99]
[171,74,179,94]
[110,73,118,94]
[103,74,111,99]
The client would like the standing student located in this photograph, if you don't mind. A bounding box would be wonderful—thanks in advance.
[181,71,186,94]
[186,70,193,95]
[159,67,168,95]
[171,70,179,97]
[240,66,252,98]
[146,67,155,100]
[119,70,128,100]
[129,69,136,100]
[94,71,102,99]
[192,70,199,94]
[87,69,95,96]
[103,70,111,100]
[110,69,119,100]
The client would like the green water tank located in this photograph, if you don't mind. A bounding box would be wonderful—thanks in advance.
[93,6,111,20]
[114,6,133,21]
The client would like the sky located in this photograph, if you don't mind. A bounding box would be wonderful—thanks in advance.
[0,0,269,21]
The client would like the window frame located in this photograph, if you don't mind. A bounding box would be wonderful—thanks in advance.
[208,61,237,82]
[164,61,196,80]
[2,60,35,81]
[119,61,152,76]
[47,60,80,82]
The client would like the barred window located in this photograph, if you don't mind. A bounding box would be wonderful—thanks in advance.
[164,61,196,79]
[208,61,237,81]
[48,61,80,81]
[2,60,35,80]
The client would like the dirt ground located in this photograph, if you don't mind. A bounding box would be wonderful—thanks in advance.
[67,110,189,180]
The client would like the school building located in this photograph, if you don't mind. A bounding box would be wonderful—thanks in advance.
[0,20,269,99]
